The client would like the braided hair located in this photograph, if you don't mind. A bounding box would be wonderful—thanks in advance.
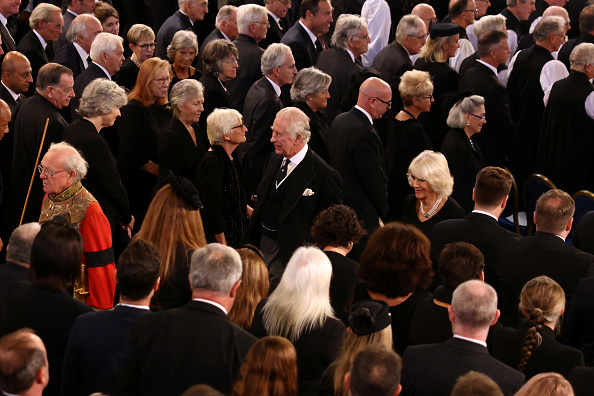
[517,276,565,373]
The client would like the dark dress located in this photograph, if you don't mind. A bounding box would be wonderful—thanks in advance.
[324,251,358,324]
[295,101,330,163]
[385,115,433,221]
[353,283,432,355]
[153,245,194,310]
[401,194,465,237]
[198,73,233,132]
[117,99,171,229]
[169,65,203,92]
[158,117,209,182]
[195,146,247,247]
[408,285,454,346]
[251,298,346,396]
[441,128,483,214]
[114,57,140,91]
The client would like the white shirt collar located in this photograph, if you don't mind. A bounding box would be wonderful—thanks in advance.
[73,42,90,68]
[265,76,281,97]
[299,20,318,46]
[346,49,356,62]
[193,298,228,314]
[220,30,230,41]
[277,144,308,187]
[355,105,373,124]
[472,209,498,221]
[453,334,487,348]
[67,9,79,17]
[1,81,18,101]
[555,234,566,242]
[0,13,7,26]
[477,59,498,75]
[33,29,48,49]
[179,9,193,26]
[92,61,112,79]
[117,302,150,310]
[267,9,280,24]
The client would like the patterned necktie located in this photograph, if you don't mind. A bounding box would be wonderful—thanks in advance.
[275,159,288,187]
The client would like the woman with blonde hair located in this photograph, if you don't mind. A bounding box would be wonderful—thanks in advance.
[231,336,298,396]
[134,174,206,310]
[492,276,584,379]
[514,373,574,396]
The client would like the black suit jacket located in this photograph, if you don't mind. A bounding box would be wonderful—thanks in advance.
[117,301,257,396]
[0,82,19,112]
[371,40,413,98]
[259,13,284,49]
[497,232,594,325]
[53,42,86,79]
[558,32,594,71]
[328,107,388,233]
[227,34,264,112]
[0,21,16,55]
[62,305,150,396]
[0,262,28,337]
[402,337,526,396]
[574,211,594,255]
[155,10,194,59]
[198,28,226,71]
[281,21,320,70]
[501,8,523,43]
[71,62,110,117]
[199,73,233,131]
[246,147,342,263]
[564,277,594,366]
[16,29,50,95]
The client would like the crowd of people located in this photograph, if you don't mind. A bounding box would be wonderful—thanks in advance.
[0,0,594,395]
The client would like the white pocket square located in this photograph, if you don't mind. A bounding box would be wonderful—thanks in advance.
[302,188,315,196]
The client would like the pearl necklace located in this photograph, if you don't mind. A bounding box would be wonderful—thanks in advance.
[420,197,443,218]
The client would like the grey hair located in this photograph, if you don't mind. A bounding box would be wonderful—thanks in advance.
[408,150,454,198]
[66,14,101,43]
[276,107,311,143]
[77,79,127,118]
[167,30,199,61]
[89,32,123,62]
[396,14,425,42]
[236,4,267,35]
[331,14,367,50]
[6,223,41,264]
[473,15,507,39]
[261,43,292,75]
[447,95,485,128]
[533,16,565,42]
[169,79,204,118]
[570,42,594,71]
[189,243,243,295]
[47,142,88,183]
[207,108,243,145]
[178,0,191,8]
[216,5,237,26]
[127,24,155,45]
[452,280,498,329]
[290,67,331,102]
[30,3,61,30]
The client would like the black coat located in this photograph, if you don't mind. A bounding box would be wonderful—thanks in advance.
[117,301,257,395]
[53,42,86,79]
[155,10,194,59]
[158,117,208,182]
[259,13,284,49]
[564,276,594,366]
[227,34,264,112]
[325,251,358,324]
[294,101,330,163]
[199,73,233,131]
[401,194,465,237]
[71,62,111,118]
[0,262,28,337]
[557,31,594,71]
[501,8,523,43]
[16,29,50,95]
[372,41,413,95]
[281,22,320,70]
[113,57,139,91]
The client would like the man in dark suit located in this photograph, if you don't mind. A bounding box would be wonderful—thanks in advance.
[558,5,594,71]
[280,0,333,70]
[241,43,296,197]
[53,0,96,55]
[227,4,267,112]
[0,0,20,56]
[16,3,63,95]
[0,51,32,112]
[260,0,291,49]
[327,77,391,242]
[117,244,257,396]
[246,106,341,286]
[62,239,160,396]
[497,189,594,326]
[53,14,102,79]
[200,5,238,53]
[155,0,209,59]
[500,0,535,47]
[431,167,521,288]
[460,30,514,168]
[402,280,526,396]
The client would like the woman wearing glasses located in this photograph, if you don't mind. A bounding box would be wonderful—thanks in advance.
[442,92,486,213]
[167,30,202,90]
[199,39,238,130]
[114,24,155,90]
[117,58,172,231]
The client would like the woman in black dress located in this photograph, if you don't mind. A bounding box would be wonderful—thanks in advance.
[290,66,331,163]
[196,108,249,246]
[199,39,238,131]
[158,79,208,182]
[443,92,486,213]
[414,23,460,150]
[114,24,155,91]
[402,150,465,236]
[386,69,434,220]
[167,30,202,89]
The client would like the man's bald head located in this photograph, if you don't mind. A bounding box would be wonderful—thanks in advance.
[543,5,570,32]
[357,77,392,119]
[2,51,33,94]
[412,3,437,30]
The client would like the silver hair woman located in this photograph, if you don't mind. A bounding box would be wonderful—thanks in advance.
[250,246,346,394]
[62,79,134,235]
[195,108,249,247]
[167,30,201,88]
[441,93,486,212]
[401,150,464,236]
[290,67,332,162]
[159,79,207,182]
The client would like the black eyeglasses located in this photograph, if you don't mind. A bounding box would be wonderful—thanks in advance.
[464,8,478,13]
[231,123,245,129]
[370,97,392,108]
[137,42,157,50]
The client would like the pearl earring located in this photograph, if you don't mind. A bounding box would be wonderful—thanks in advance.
[466,123,470,126]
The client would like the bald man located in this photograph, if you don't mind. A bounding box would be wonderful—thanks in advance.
[328,77,391,251]
[412,3,438,31]
[1,51,32,111]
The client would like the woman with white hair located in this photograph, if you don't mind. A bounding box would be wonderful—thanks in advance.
[195,108,249,247]
[158,79,208,182]
[402,150,464,236]
[251,246,346,396]
[442,92,485,213]
[167,30,202,90]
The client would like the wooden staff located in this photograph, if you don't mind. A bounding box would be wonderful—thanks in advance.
[19,118,50,226]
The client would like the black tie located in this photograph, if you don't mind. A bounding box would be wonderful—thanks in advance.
[275,159,288,187]
[315,38,323,53]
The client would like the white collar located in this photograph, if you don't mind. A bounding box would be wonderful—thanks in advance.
[117,303,150,310]
[220,30,230,41]
[179,9,193,25]
[73,42,90,68]
[33,29,48,49]
[287,143,308,167]
[265,76,281,97]
[92,61,112,79]
[355,105,373,124]
[0,13,7,26]
[472,209,498,221]
[267,9,280,24]
[1,81,18,101]
[477,59,498,75]
[453,334,487,348]
[299,20,318,46]
[346,49,356,62]
[193,298,228,314]
[67,9,79,17]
